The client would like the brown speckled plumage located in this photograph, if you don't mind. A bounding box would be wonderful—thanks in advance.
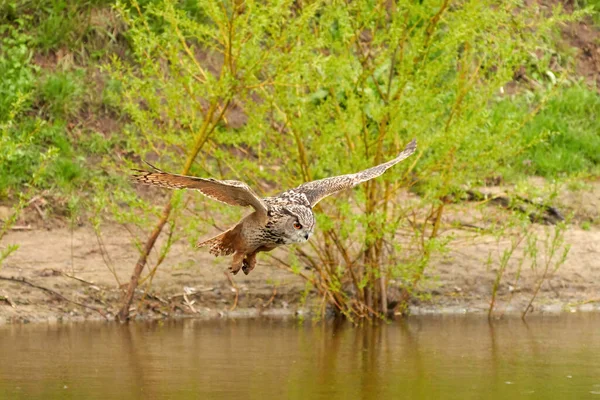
[132,139,416,275]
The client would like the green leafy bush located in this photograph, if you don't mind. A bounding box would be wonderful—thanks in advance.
[0,0,591,319]
[0,26,36,122]
[0,119,78,196]
[105,0,582,319]
[0,3,88,267]
[0,1,119,201]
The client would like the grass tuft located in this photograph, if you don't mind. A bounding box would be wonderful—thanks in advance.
[39,70,85,119]
[521,85,600,177]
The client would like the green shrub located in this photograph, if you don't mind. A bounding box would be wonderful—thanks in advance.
[0,1,119,202]
[0,26,36,122]
[574,0,600,24]
[105,0,582,319]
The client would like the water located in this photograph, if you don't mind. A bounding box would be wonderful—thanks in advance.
[1,314,599,399]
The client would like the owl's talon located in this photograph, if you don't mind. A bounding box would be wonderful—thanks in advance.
[241,255,256,275]
[241,262,253,275]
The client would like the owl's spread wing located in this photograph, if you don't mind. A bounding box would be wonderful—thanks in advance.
[132,163,269,218]
[291,139,417,207]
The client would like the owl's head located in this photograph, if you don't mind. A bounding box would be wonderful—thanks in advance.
[271,205,315,244]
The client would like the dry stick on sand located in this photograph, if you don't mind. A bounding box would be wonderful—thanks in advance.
[51,269,100,287]
[224,271,239,311]
[9,225,33,231]
[0,276,108,320]
[182,292,198,313]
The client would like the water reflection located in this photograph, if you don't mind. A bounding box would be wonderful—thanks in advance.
[1,314,599,399]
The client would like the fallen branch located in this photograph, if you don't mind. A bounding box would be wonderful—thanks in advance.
[9,225,33,231]
[51,269,100,288]
[0,276,108,320]
[466,189,564,225]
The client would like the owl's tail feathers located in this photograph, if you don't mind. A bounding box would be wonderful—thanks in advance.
[196,226,239,257]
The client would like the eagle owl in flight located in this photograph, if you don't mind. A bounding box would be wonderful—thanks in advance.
[133,139,417,275]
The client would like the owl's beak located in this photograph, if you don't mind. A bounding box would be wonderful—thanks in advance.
[304,233,309,240]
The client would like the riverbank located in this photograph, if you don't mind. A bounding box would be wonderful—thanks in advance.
[1,1,599,324]
[1,183,598,324]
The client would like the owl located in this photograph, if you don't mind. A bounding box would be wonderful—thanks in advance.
[133,139,416,275]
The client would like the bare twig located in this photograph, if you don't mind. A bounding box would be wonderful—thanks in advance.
[262,288,277,309]
[0,276,108,319]
[9,225,32,231]
[32,202,46,221]
[93,227,121,286]
[223,271,239,311]
[522,226,570,320]
[458,223,486,231]
[145,292,169,305]
[70,224,75,275]
[168,287,214,299]
[51,269,100,288]
[182,293,198,313]
[26,195,42,205]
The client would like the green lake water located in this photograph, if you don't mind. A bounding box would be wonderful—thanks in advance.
[1,314,599,399]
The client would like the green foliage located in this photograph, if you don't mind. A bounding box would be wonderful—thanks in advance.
[0,26,36,121]
[39,69,85,118]
[489,84,600,179]
[574,0,600,24]
[522,85,600,177]
[0,0,595,318]
[0,0,124,206]
[1,0,118,54]
[32,0,84,51]
[0,119,84,196]
[103,0,582,318]
[581,221,592,231]
[0,20,56,196]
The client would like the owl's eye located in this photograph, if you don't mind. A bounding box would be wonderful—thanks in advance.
[293,221,302,230]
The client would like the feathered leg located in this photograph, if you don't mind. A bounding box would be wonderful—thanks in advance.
[230,252,245,275]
